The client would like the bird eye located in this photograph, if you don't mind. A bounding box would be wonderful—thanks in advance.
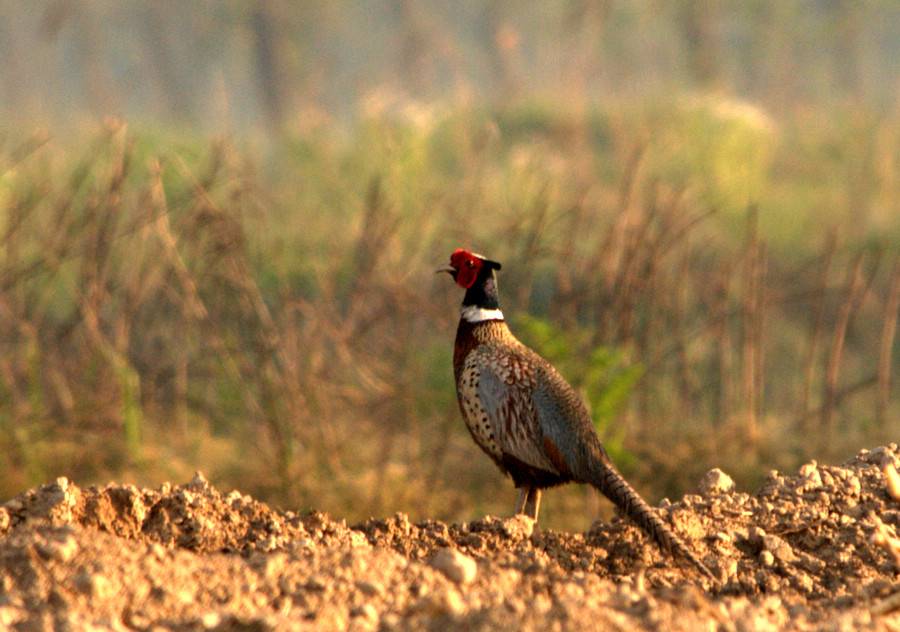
[466,260,475,268]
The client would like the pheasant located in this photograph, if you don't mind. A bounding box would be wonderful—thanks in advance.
[437,249,714,580]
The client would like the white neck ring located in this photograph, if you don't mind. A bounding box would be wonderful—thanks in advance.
[461,305,504,323]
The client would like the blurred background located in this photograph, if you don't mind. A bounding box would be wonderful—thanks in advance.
[2,1,900,530]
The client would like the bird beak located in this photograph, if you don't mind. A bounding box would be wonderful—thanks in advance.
[435,264,457,275]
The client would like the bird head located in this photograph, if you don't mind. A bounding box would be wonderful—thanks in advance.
[436,249,502,289]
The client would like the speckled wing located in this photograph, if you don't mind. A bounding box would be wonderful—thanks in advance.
[474,352,560,475]
[531,364,605,477]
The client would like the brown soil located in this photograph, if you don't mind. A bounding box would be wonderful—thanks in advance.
[2,446,900,631]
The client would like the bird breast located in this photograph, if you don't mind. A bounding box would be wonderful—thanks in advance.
[456,347,558,476]
[456,357,504,461]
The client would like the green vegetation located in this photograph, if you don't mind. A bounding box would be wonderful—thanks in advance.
[2,99,900,532]
[514,313,643,467]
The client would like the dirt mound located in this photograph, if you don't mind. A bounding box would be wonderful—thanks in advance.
[2,447,900,630]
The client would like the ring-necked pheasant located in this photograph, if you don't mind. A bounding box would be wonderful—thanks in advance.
[437,249,714,580]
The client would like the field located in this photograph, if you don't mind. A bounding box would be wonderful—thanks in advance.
[3,73,900,631]
[3,103,900,530]
[4,4,900,629]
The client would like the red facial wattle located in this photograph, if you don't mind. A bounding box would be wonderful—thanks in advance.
[450,249,483,289]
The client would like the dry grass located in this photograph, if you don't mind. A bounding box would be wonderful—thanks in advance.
[2,105,900,531]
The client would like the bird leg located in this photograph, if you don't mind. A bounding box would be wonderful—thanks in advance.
[514,486,541,520]
[524,487,541,520]
[514,488,528,515]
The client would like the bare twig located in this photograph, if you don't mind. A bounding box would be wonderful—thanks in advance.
[877,255,900,425]
[798,230,836,430]
[821,254,865,432]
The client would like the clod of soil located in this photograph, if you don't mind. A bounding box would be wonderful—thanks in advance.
[2,447,900,630]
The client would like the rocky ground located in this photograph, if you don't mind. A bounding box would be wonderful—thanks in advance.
[2,446,900,631]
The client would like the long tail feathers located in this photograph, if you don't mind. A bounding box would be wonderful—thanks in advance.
[591,458,716,581]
